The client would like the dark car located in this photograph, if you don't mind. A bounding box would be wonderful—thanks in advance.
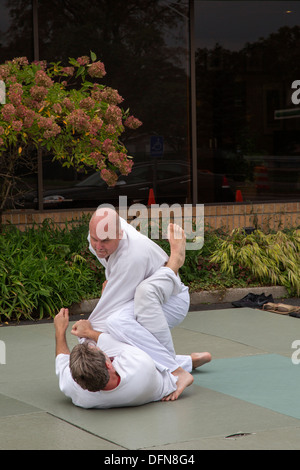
[18,160,235,209]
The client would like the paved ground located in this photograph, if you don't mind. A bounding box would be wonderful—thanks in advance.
[0,298,300,451]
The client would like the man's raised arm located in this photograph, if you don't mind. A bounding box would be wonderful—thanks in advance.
[54,308,71,356]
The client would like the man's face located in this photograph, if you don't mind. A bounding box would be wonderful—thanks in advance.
[89,211,123,258]
[90,232,121,258]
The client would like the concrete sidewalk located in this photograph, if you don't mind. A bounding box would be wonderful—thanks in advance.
[1,304,300,450]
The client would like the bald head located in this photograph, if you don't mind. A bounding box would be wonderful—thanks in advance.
[89,207,123,259]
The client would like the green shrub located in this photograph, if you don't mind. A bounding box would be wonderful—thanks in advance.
[0,218,299,323]
[0,217,105,322]
[210,228,300,295]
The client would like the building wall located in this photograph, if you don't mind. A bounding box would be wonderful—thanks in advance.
[2,202,300,233]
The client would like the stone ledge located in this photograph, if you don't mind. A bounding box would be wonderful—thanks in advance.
[69,286,289,315]
[189,286,288,305]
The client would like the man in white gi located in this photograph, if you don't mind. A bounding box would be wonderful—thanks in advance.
[55,308,180,408]
[85,208,211,385]
[55,225,200,407]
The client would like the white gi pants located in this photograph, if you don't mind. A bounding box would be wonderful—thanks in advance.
[106,267,192,373]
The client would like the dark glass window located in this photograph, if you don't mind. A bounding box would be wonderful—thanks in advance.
[0,0,34,63]
[3,1,299,208]
[195,1,300,202]
[36,0,191,208]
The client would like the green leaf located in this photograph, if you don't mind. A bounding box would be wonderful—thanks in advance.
[90,51,97,62]
[75,66,85,78]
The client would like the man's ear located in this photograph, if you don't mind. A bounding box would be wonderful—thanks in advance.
[105,359,113,370]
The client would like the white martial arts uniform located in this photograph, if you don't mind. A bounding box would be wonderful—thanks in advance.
[87,216,192,372]
[56,333,178,409]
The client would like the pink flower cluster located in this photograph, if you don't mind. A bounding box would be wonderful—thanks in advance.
[61,66,74,76]
[108,151,133,175]
[88,61,106,79]
[11,120,23,132]
[32,60,47,70]
[105,104,123,127]
[88,116,103,135]
[102,138,114,153]
[80,97,95,110]
[23,109,36,128]
[62,97,75,112]
[0,125,4,145]
[76,56,90,66]
[8,83,23,106]
[2,103,16,121]
[11,57,29,67]
[30,85,48,101]
[35,69,53,88]
[52,103,62,114]
[90,151,106,169]
[66,109,89,131]
[100,168,118,186]
[37,115,61,139]
[13,104,36,128]
[0,64,10,80]
[91,86,123,105]
[124,115,143,129]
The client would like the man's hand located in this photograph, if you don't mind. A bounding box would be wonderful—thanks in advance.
[54,308,69,333]
[71,319,100,343]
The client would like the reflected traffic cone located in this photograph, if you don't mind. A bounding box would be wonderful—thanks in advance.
[235,189,243,202]
[147,188,156,205]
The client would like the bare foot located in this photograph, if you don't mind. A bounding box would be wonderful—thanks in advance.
[191,352,212,369]
[162,367,194,402]
[166,223,186,274]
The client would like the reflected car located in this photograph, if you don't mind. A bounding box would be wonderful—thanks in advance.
[17,160,235,208]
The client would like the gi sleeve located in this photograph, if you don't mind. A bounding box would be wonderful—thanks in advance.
[55,353,76,399]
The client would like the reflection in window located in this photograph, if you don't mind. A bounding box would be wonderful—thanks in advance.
[157,162,189,179]
[0,0,33,63]
[37,0,190,185]
[0,0,191,208]
[195,1,300,201]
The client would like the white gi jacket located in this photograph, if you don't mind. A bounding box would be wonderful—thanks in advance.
[88,217,169,330]
[56,333,177,409]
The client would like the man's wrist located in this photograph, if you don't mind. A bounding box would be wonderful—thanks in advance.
[55,329,70,356]
[55,328,67,339]
[89,329,101,342]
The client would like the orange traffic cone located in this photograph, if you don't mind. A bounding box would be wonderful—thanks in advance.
[235,189,243,202]
[147,188,156,205]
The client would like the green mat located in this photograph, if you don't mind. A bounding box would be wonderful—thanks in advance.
[193,353,300,419]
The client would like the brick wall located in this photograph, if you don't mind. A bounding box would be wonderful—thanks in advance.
[204,201,300,232]
[2,201,300,232]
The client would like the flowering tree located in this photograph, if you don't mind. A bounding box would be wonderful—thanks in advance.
[0,52,142,212]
